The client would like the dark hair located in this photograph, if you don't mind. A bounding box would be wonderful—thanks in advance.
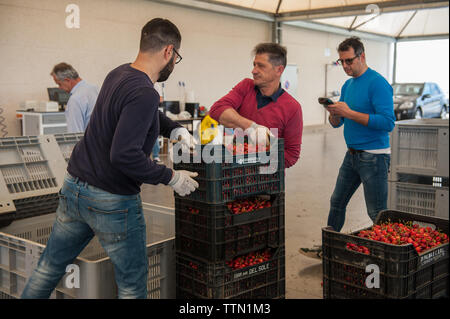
[140,18,181,53]
[253,43,287,68]
[51,63,79,80]
[338,37,365,56]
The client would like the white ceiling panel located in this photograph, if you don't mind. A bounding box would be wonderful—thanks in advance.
[278,0,390,13]
[158,0,449,39]
[312,7,449,38]
[210,0,278,13]
[312,16,357,29]
[400,7,449,37]
[353,10,417,37]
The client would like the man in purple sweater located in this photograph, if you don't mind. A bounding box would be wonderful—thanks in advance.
[209,43,303,169]
[21,18,198,299]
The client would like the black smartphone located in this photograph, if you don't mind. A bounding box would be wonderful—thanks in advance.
[318,97,334,107]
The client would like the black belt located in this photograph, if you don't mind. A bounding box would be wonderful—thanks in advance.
[348,148,364,154]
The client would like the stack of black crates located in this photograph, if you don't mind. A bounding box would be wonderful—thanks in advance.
[173,138,286,299]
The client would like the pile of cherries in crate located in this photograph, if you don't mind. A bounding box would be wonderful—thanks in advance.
[226,197,271,215]
[346,221,449,254]
[226,249,272,270]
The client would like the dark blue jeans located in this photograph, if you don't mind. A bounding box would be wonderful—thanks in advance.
[327,151,390,232]
[152,139,160,158]
[21,173,148,299]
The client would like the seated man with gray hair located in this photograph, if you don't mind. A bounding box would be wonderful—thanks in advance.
[51,63,99,133]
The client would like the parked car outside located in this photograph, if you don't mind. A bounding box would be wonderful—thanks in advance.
[392,82,448,120]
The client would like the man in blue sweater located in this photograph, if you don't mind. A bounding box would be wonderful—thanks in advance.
[301,37,394,259]
[326,37,395,233]
[21,18,198,299]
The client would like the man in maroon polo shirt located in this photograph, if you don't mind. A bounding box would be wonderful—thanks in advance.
[209,43,303,168]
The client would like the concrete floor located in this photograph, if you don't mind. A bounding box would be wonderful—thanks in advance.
[140,124,374,299]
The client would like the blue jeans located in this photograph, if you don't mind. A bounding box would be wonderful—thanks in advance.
[152,139,160,158]
[327,151,390,232]
[21,173,148,299]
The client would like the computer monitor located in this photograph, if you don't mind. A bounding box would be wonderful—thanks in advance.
[47,88,70,110]
[185,102,199,117]
[162,101,180,114]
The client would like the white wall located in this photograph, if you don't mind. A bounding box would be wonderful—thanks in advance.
[0,0,393,136]
[283,24,393,126]
[0,0,271,136]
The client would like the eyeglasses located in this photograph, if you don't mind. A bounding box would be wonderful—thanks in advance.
[336,55,360,66]
[173,48,182,64]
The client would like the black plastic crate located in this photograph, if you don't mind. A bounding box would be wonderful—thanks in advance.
[173,139,285,204]
[323,274,449,299]
[177,280,285,299]
[175,139,284,180]
[175,194,284,262]
[177,223,284,262]
[323,209,449,299]
[175,193,284,228]
[0,193,59,228]
[176,247,285,299]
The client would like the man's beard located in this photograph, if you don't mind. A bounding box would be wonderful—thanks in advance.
[157,55,175,82]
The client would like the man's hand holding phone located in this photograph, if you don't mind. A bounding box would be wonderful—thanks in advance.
[318,97,343,126]
[327,101,369,127]
[327,101,353,118]
[318,97,334,107]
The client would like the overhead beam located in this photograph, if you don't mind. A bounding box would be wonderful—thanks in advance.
[348,16,358,30]
[396,33,450,41]
[392,41,398,83]
[148,0,274,22]
[284,20,396,43]
[278,0,449,21]
[275,0,283,15]
[350,13,381,31]
[272,20,282,43]
[285,20,448,43]
[272,0,283,43]
[396,11,418,38]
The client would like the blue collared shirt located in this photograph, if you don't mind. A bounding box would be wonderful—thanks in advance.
[66,80,99,133]
[255,84,285,109]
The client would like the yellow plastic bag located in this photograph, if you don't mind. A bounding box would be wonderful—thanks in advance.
[200,115,219,145]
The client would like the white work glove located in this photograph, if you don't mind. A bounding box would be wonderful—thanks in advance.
[245,122,274,146]
[168,170,199,196]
